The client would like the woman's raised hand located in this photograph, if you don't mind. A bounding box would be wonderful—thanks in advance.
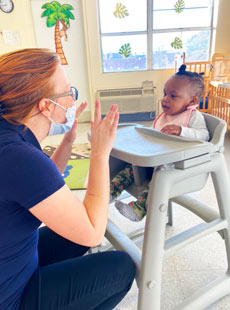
[64,101,88,144]
[90,100,119,159]
[75,101,88,119]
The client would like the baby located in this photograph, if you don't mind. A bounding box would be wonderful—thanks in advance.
[110,64,210,221]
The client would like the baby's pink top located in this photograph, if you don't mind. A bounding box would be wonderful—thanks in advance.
[153,105,197,130]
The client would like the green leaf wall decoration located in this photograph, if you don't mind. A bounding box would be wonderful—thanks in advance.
[119,43,131,58]
[174,0,185,13]
[114,3,129,18]
[171,37,183,49]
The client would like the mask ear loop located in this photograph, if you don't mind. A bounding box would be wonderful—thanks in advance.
[48,98,67,111]
[46,99,63,127]
[47,116,54,124]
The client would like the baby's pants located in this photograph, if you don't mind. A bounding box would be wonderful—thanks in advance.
[110,164,135,199]
[19,226,136,310]
[110,163,151,219]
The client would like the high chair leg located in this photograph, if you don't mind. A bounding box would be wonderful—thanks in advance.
[138,153,230,310]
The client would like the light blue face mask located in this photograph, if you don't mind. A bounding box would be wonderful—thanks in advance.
[48,99,77,136]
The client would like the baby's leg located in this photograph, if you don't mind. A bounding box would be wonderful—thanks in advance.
[115,187,149,222]
[110,164,134,200]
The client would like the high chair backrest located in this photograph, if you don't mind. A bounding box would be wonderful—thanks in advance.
[202,113,226,152]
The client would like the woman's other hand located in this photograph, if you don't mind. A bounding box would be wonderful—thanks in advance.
[64,102,88,144]
[90,100,119,160]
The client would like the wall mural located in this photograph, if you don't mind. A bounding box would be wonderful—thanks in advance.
[41,1,75,65]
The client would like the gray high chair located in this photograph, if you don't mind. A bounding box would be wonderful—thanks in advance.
[106,113,230,310]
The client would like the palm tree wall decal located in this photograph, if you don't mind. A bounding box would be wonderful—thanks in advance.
[41,1,75,65]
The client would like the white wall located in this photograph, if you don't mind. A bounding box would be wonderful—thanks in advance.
[0,0,36,54]
[30,0,90,121]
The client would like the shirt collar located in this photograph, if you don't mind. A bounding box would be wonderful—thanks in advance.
[0,119,41,151]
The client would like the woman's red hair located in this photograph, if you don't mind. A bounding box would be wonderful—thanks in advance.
[0,48,60,124]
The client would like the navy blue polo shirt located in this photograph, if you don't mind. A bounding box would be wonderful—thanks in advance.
[0,120,65,310]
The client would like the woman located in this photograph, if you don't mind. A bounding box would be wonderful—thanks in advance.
[0,48,136,310]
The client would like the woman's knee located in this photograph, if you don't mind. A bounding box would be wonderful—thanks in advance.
[116,251,136,272]
[118,251,136,288]
[103,251,136,283]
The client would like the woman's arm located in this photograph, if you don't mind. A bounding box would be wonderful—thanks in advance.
[29,102,119,247]
[51,102,87,174]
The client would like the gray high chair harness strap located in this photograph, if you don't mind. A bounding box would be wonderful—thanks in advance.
[107,113,230,310]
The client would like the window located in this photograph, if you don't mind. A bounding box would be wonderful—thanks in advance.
[98,0,218,72]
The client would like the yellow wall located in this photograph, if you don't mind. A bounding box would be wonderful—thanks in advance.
[0,0,36,55]
[215,0,230,54]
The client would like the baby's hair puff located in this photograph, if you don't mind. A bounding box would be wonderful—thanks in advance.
[175,64,204,98]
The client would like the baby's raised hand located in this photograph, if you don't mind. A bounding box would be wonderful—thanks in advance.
[161,124,182,136]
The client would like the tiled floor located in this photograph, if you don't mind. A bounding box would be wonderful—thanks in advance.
[42,124,230,310]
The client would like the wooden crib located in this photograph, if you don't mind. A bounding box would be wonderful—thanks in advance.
[183,60,211,112]
[208,82,230,130]
[175,53,230,119]
[210,53,230,84]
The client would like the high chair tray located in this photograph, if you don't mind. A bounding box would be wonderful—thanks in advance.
[111,124,212,167]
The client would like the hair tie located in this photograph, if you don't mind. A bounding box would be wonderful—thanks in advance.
[178,64,186,73]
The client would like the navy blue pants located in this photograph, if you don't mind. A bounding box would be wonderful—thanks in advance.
[19,226,136,310]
